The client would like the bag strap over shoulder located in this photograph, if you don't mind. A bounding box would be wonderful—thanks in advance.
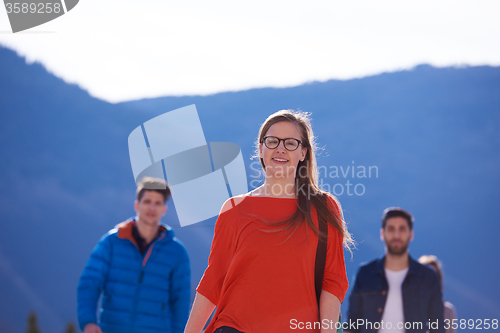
[314,195,328,306]
[314,194,343,333]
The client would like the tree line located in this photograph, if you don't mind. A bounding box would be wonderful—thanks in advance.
[26,312,75,333]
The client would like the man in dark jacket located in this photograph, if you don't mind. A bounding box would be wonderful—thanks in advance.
[346,207,444,333]
[77,177,191,333]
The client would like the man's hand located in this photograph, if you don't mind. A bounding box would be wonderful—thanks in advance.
[84,323,102,333]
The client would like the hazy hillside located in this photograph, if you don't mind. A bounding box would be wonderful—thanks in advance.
[1,45,499,333]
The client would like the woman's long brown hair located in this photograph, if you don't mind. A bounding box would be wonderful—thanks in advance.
[256,110,354,250]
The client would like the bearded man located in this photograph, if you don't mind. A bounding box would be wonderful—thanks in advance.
[346,207,444,333]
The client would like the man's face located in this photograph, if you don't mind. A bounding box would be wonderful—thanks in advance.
[134,190,167,227]
[381,217,414,256]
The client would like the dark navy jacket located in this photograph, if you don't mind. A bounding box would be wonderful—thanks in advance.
[346,256,444,333]
[77,219,191,333]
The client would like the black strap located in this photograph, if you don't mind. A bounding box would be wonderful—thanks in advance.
[314,197,328,306]
[314,197,343,332]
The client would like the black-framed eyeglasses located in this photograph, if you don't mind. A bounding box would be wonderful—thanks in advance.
[261,136,302,151]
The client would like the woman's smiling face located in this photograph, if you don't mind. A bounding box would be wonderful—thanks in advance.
[259,121,307,180]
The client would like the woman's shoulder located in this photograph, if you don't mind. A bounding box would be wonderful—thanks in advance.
[321,192,342,218]
[218,194,250,216]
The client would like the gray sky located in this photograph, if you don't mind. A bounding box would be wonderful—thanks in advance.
[1,0,499,103]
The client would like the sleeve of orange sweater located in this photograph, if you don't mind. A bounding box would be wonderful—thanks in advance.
[322,196,349,303]
[196,198,239,306]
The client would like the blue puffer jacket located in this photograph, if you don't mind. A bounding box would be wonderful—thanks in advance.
[77,220,191,333]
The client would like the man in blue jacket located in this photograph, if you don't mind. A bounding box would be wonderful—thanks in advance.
[77,177,191,333]
[346,207,444,333]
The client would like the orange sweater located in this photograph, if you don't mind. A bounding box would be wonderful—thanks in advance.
[197,195,349,332]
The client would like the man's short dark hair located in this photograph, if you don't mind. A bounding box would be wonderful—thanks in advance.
[136,177,171,203]
[382,207,414,230]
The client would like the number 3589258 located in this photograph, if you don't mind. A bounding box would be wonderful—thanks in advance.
[444,319,498,330]
[5,3,62,14]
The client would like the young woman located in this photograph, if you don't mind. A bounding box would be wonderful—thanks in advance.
[184,110,353,333]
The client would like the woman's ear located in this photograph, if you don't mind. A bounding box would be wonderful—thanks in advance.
[300,148,308,161]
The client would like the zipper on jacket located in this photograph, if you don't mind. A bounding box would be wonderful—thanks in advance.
[130,267,144,333]
[130,230,168,333]
[138,270,144,283]
[141,232,166,266]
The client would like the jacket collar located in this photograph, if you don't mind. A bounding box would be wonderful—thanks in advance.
[376,254,418,276]
[116,219,171,245]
